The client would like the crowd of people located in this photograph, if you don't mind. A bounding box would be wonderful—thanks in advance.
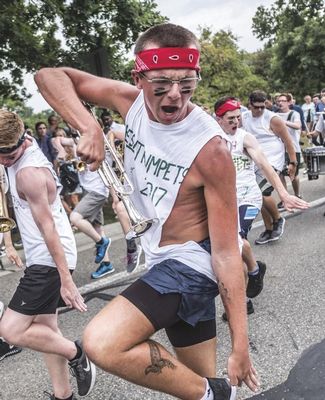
[0,21,321,400]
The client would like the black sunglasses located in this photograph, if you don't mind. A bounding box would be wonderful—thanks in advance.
[251,104,266,110]
[0,133,26,154]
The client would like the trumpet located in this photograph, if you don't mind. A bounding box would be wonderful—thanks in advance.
[77,105,156,239]
[0,166,16,233]
[73,159,87,172]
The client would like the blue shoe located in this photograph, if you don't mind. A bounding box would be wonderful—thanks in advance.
[95,237,111,264]
[91,262,115,279]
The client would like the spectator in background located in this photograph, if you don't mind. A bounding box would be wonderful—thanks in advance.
[100,110,125,135]
[35,121,56,164]
[277,93,302,202]
[47,114,60,135]
[315,89,325,113]
[288,93,306,133]
[302,95,316,132]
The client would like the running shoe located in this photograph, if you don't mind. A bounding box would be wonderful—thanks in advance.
[246,261,267,299]
[126,245,142,273]
[0,338,22,361]
[271,217,286,240]
[95,237,111,264]
[255,230,273,245]
[277,201,285,211]
[91,262,115,279]
[69,340,96,397]
[206,377,236,400]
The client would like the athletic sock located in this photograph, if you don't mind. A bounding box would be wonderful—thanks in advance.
[126,238,137,253]
[54,394,74,400]
[201,378,214,400]
[248,264,260,276]
[96,237,104,245]
[69,341,82,362]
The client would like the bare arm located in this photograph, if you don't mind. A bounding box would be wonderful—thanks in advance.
[3,231,23,268]
[195,137,258,391]
[16,167,86,311]
[244,133,309,212]
[34,67,138,169]
[285,117,301,130]
[270,116,297,179]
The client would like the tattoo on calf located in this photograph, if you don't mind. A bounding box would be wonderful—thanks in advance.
[144,340,176,375]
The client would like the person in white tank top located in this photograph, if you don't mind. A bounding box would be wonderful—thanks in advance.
[215,97,308,318]
[241,90,298,246]
[35,23,260,399]
[0,111,96,399]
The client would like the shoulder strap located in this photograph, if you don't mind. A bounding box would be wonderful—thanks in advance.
[287,111,294,121]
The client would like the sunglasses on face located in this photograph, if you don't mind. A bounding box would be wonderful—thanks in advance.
[251,104,266,110]
[0,133,26,154]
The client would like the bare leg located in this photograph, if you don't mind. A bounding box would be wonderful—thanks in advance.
[292,175,300,197]
[262,196,281,229]
[93,223,110,263]
[83,296,207,400]
[173,338,216,377]
[111,191,131,235]
[0,309,77,360]
[36,314,72,399]
[70,211,101,242]
[242,239,257,273]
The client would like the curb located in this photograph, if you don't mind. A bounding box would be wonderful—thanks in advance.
[1,196,325,285]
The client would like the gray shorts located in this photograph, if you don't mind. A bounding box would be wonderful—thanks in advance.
[73,191,107,225]
[255,166,280,196]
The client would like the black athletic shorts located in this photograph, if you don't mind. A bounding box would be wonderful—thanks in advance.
[8,264,73,315]
[121,279,216,348]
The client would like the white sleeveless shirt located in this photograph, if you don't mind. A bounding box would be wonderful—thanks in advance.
[241,109,285,171]
[124,92,229,282]
[227,128,262,209]
[7,139,77,269]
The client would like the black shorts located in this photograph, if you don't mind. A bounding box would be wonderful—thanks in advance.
[8,265,72,316]
[121,279,216,348]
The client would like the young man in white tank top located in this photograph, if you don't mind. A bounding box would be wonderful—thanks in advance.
[214,97,308,318]
[35,23,259,400]
[0,111,96,399]
[241,90,298,245]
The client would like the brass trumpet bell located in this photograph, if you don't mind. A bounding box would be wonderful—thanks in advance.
[0,217,16,233]
[0,166,16,232]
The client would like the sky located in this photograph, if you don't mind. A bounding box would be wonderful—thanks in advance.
[26,0,275,112]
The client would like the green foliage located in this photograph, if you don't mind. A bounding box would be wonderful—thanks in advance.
[0,0,167,100]
[193,28,268,109]
[252,0,325,99]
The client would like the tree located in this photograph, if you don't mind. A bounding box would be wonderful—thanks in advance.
[0,0,167,103]
[252,0,325,99]
[193,28,268,110]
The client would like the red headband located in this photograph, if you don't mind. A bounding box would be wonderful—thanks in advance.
[135,47,200,72]
[215,99,241,117]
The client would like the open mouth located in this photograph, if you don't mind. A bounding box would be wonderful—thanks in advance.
[161,105,178,114]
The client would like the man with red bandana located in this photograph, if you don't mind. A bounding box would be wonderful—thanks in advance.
[35,23,258,400]
[214,96,308,319]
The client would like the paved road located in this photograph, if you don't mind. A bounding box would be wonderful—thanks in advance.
[1,175,325,400]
